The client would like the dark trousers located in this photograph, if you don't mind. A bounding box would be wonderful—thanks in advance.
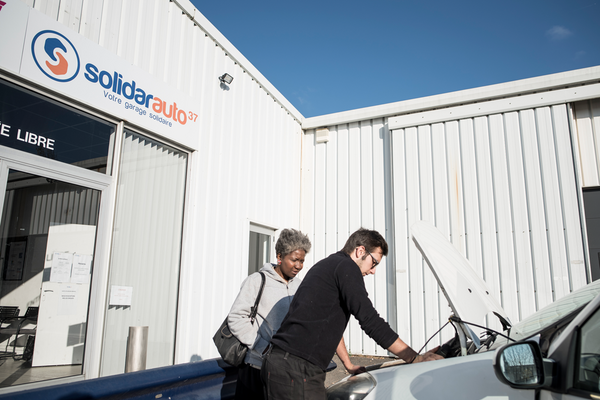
[260,346,326,400]
[235,363,265,400]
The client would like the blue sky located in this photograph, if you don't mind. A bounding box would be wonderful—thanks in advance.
[191,0,600,118]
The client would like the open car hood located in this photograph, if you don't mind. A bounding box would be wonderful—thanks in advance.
[411,221,512,341]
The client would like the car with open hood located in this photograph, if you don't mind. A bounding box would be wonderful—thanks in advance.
[327,221,600,400]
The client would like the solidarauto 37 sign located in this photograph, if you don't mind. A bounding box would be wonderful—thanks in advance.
[2,2,200,150]
[81,63,197,127]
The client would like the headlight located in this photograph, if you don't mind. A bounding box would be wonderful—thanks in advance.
[326,373,376,400]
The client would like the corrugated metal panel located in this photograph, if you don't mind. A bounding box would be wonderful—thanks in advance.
[390,103,588,353]
[301,70,598,358]
[573,99,600,187]
[301,119,392,357]
[23,0,302,121]
[24,0,304,362]
[304,101,591,357]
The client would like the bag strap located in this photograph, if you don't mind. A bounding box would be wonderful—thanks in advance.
[249,271,266,325]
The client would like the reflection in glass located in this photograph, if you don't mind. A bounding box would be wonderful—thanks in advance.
[0,79,115,173]
[575,308,600,394]
[508,280,600,342]
[499,343,540,385]
[0,170,100,387]
[248,230,271,275]
[100,131,187,376]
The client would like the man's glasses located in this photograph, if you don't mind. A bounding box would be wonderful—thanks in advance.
[368,252,379,268]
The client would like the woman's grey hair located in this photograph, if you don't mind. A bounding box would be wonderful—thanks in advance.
[275,229,311,257]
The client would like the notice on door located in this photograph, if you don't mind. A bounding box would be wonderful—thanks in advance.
[71,254,93,283]
[50,252,73,283]
[58,286,77,316]
[109,285,133,307]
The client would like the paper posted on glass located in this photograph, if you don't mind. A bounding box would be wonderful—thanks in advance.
[58,286,77,316]
[71,254,93,283]
[50,252,73,283]
[109,285,133,307]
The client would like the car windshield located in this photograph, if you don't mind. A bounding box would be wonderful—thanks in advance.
[507,279,600,341]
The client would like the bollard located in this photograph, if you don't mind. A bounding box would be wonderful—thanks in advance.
[125,326,148,372]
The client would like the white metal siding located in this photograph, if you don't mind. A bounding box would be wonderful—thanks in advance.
[573,99,600,187]
[303,99,593,356]
[23,0,301,120]
[391,104,588,352]
[22,0,304,363]
[301,119,394,356]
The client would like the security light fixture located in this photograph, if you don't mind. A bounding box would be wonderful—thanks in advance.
[219,73,234,85]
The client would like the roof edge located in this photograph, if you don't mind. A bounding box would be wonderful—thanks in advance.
[174,0,305,123]
[302,66,600,130]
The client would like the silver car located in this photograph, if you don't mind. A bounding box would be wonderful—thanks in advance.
[327,221,600,400]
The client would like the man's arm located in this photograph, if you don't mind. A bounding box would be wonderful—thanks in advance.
[336,337,367,374]
[387,338,442,363]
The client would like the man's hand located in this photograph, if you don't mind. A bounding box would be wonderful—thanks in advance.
[412,346,444,363]
[336,337,368,375]
[344,363,368,375]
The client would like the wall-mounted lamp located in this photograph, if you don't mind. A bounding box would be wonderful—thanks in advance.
[219,73,234,85]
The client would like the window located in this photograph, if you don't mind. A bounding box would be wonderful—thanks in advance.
[248,224,275,275]
[0,170,101,386]
[574,307,600,394]
[583,189,600,281]
[100,130,187,376]
[0,79,115,174]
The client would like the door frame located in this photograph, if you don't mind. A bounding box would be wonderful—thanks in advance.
[0,124,122,381]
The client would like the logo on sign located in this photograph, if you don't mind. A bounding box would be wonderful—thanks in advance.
[28,29,198,129]
[31,30,80,82]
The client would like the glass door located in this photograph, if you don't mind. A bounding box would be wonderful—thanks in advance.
[0,169,101,387]
[0,74,115,387]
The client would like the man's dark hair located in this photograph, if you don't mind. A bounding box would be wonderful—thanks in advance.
[341,228,388,256]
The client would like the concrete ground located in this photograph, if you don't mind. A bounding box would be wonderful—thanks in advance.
[325,354,400,387]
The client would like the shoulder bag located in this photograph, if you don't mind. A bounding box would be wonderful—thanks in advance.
[213,271,266,366]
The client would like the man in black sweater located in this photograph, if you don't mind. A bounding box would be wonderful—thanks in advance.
[261,228,443,399]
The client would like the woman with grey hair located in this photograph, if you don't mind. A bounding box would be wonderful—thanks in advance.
[227,228,311,400]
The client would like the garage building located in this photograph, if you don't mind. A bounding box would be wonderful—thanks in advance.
[0,0,598,391]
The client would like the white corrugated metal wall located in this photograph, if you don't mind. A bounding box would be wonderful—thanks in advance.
[21,0,305,363]
[301,119,395,356]
[573,99,600,187]
[303,72,600,357]
[390,104,588,352]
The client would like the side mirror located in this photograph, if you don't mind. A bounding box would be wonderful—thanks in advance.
[493,341,550,389]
